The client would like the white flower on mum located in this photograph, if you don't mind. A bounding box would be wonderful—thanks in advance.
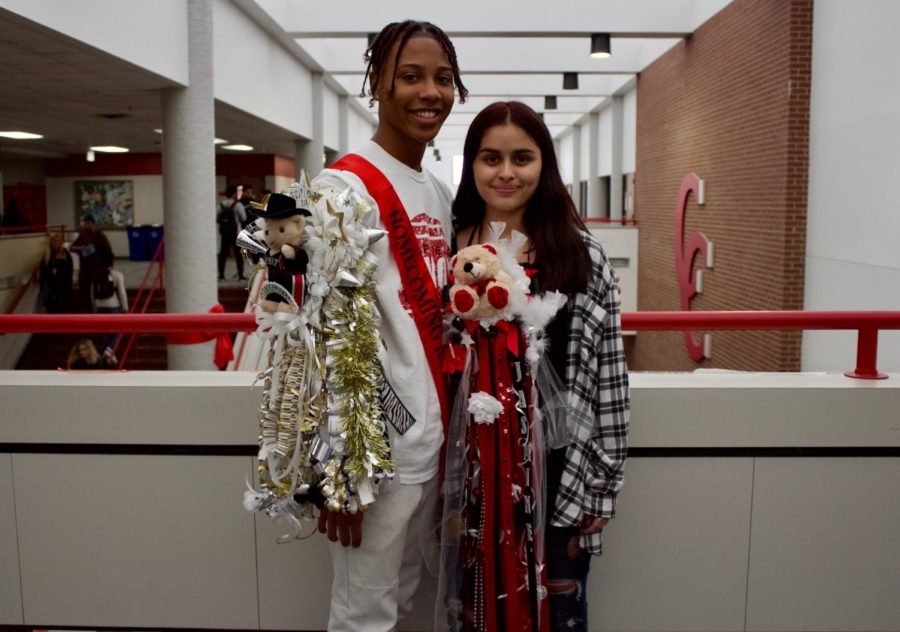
[468,391,504,424]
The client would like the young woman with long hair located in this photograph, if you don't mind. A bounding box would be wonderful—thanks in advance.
[451,101,630,632]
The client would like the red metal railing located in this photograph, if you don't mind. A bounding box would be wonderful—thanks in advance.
[583,217,639,226]
[112,239,166,368]
[1,310,898,379]
[626,311,900,379]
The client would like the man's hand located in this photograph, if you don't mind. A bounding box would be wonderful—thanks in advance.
[317,508,364,548]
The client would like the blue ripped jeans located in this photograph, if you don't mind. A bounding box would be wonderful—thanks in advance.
[546,526,592,631]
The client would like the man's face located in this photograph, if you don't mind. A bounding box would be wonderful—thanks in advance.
[373,35,455,151]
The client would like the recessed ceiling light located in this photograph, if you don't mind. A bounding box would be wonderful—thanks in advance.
[222,144,253,151]
[154,129,163,134]
[89,145,129,153]
[0,131,43,139]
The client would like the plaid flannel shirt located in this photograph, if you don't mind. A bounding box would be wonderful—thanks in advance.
[550,232,630,555]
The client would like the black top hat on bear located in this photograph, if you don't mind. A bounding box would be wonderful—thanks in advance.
[248,193,311,219]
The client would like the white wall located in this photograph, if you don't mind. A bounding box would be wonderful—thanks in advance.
[46,176,164,228]
[322,86,340,151]
[347,106,376,150]
[212,0,313,138]
[265,174,295,195]
[0,0,189,85]
[802,0,900,372]
[46,175,164,255]
[623,87,637,173]
[597,106,614,177]
[578,121,590,181]
[557,131,575,186]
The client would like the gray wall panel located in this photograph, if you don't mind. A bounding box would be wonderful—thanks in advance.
[591,457,754,632]
[255,505,332,630]
[0,454,23,625]
[747,458,900,631]
[14,454,258,629]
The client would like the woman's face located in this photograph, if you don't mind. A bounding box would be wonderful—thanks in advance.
[473,123,542,221]
[78,343,91,359]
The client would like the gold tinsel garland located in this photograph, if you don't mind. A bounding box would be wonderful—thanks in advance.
[319,287,392,512]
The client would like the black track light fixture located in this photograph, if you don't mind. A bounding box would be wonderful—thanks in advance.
[544,95,558,110]
[563,72,579,90]
[590,33,611,58]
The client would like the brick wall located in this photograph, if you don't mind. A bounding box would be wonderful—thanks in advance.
[631,0,813,371]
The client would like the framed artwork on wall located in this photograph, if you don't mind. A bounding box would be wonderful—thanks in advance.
[74,180,134,226]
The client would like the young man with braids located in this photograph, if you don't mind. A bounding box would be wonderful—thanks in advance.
[312,20,467,631]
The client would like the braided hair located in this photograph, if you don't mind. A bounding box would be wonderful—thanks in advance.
[361,20,468,107]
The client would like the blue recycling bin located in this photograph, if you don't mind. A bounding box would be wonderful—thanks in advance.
[127,226,148,261]
[145,224,164,260]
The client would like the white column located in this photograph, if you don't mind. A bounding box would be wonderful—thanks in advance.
[295,72,325,178]
[587,112,602,218]
[610,95,625,221]
[160,0,217,370]
[571,124,583,215]
[338,94,349,156]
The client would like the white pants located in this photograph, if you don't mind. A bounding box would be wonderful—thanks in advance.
[328,475,438,632]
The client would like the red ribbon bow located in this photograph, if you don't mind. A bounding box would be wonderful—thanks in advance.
[165,303,235,369]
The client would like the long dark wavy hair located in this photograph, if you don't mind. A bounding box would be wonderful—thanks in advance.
[453,101,591,294]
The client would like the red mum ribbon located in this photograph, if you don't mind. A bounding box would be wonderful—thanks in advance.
[462,318,521,358]
[165,304,235,369]
[441,342,468,374]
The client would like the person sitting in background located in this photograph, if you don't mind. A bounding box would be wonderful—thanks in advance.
[66,338,108,370]
[39,233,73,313]
[70,216,113,307]
[91,251,128,365]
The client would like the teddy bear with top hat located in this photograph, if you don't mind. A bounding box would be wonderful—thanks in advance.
[246,192,312,314]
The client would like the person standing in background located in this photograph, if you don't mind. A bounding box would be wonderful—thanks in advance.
[216,184,247,281]
[40,233,73,313]
[70,216,113,308]
[240,184,257,227]
[91,250,128,365]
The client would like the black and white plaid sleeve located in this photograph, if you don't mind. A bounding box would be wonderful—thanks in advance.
[550,232,630,554]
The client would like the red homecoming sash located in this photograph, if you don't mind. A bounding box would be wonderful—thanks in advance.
[330,154,450,434]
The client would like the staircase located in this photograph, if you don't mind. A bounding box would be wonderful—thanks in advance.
[15,285,251,371]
